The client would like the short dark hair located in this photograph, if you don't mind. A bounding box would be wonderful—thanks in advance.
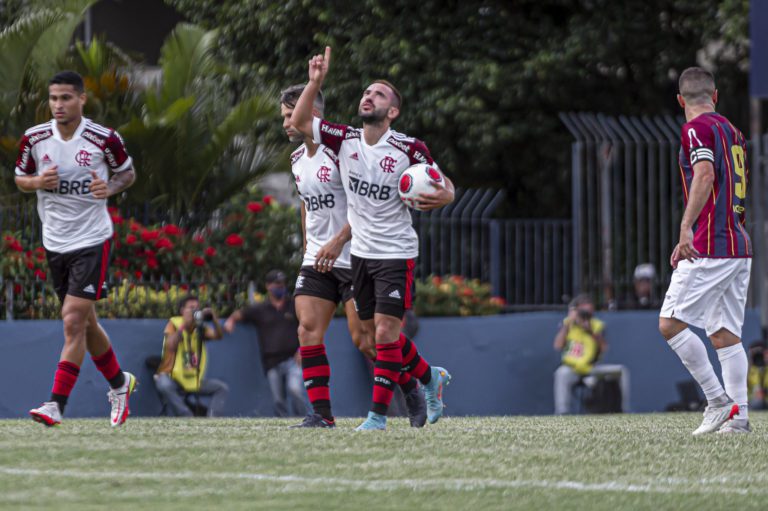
[373,79,401,108]
[280,84,324,113]
[49,70,85,93]
[178,294,199,313]
[679,67,715,105]
[569,293,593,308]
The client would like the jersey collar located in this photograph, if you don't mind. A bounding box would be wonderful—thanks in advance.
[362,128,392,148]
[51,116,87,142]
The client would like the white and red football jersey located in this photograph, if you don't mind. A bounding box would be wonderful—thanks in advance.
[291,143,351,269]
[15,118,133,253]
[312,117,436,259]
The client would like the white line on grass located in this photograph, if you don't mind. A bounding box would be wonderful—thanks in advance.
[0,467,758,496]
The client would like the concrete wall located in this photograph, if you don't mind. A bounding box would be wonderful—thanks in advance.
[0,310,760,418]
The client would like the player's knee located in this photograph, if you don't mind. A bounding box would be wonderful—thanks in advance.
[62,310,87,339]
[297,322,322,346]
[658,318,679,340]
[374,323,398,344]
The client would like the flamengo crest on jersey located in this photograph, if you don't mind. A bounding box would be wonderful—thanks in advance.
[14,118,133,253]
[291,143,351,269]
[679,112,751,258]
[312,117,437,259]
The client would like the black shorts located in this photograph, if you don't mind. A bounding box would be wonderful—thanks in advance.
[46,239,111,303]
[294,266,354,304]
[351,255,415,321]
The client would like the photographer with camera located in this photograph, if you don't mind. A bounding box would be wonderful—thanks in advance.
[552,294,630,414]
[154,295,229,417]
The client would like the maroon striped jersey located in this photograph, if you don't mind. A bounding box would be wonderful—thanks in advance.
[678,112,751,258]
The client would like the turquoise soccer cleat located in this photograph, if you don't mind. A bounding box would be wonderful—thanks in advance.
[424,366,451,424]
[355,411,387,431]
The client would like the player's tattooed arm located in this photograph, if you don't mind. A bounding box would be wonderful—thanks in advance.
[314,223,352,273]
[89,168,136,199]
[15,165,59,192]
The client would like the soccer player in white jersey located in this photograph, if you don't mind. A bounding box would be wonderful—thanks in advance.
[14,71,138,427]
[291,48,455,430]
[282,84,434,428]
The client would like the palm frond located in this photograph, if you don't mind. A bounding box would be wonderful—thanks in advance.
[0,11,64,118]
[157,23,219,110]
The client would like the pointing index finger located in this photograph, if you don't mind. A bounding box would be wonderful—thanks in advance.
[324,46,331,66]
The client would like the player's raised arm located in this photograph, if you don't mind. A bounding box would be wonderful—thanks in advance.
[291,46,331,138]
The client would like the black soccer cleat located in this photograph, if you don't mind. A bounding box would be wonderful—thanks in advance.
[404,384,427,428]
[289,413,336,428]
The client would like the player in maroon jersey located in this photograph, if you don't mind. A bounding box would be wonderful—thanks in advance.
[659,67,752,434]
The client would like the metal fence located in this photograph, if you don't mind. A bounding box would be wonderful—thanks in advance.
[413,192,572,308]
[560,112,768,312]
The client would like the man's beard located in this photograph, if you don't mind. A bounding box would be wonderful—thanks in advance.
[359,107,387,124]
[288,132,303,143]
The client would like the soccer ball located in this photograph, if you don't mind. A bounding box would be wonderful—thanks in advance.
[398,163,444,210]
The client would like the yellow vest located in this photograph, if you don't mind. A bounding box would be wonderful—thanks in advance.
[561,317,604,375]
[748,366,768,400]
[164,316,208,392]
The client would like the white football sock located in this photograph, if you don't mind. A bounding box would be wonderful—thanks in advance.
[717,343,749,420]
[668,329,725,403]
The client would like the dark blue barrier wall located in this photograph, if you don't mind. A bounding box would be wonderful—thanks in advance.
[0,310,761,418]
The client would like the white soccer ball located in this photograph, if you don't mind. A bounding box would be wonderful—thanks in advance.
[398,163,444,210]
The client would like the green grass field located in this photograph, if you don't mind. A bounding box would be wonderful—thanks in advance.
[1,413,768,510]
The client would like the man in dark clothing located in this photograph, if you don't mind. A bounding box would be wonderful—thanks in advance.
[224,270,307,416]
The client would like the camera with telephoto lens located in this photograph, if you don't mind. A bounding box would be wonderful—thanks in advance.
[193,309,214,325]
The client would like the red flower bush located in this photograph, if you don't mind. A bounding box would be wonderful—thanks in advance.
[155,238,174,250]
[1,193,301,292]
[162,224,182,236]
[225,233,244,247]
[140,229,160,242]
[263,195,273,206]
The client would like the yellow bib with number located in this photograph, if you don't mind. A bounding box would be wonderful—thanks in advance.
[165,316,208,392]
[561,318,604,375]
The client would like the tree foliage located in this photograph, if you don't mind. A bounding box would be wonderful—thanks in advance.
[168,0,749,217]
[0,5,283,223]
[118,23,283,225]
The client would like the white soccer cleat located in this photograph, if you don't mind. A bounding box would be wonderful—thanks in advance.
[717,418,752,434]
[692,400,739,436]
[108,371,138,427]
[29,401,62,427]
